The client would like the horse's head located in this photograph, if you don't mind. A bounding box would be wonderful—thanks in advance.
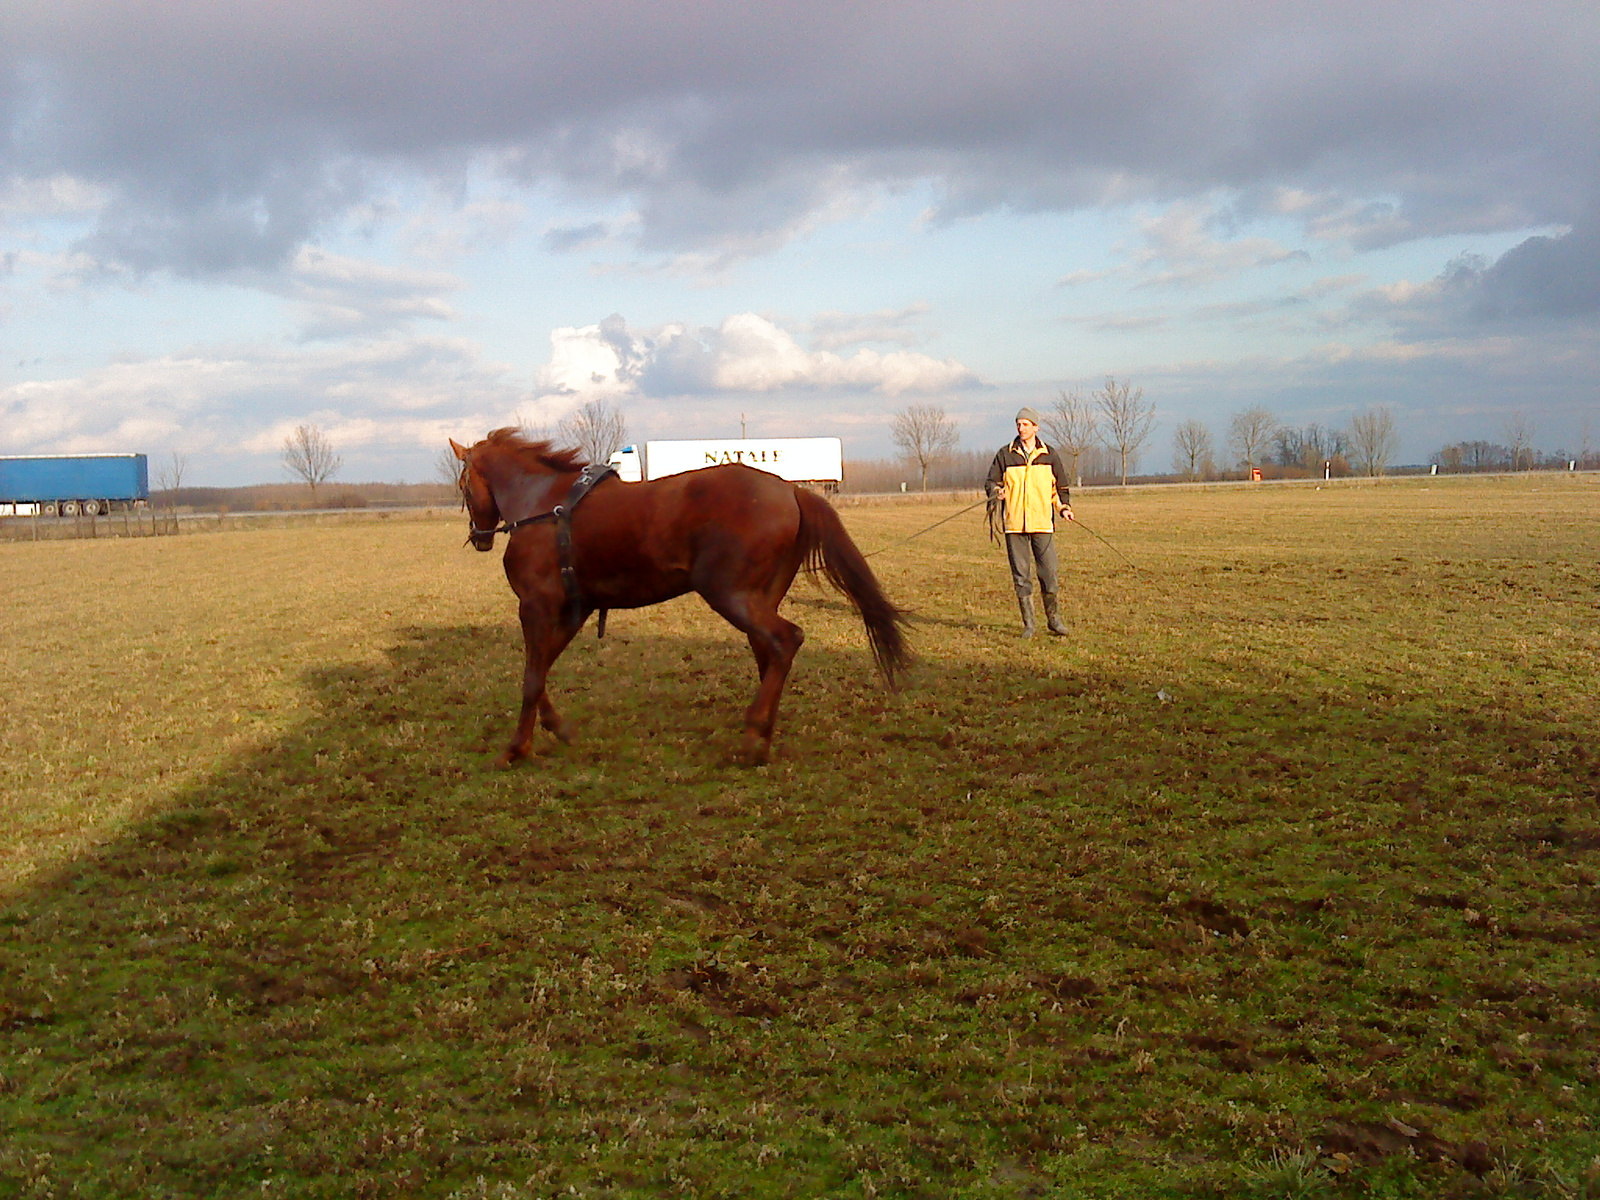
[450,438,501,552]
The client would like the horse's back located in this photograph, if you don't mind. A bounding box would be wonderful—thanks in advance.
[569,464,802,604]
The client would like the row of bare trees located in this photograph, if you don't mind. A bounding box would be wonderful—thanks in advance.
[1435,413,1596,471]
[1040,377,1156,487]
[890,377,1157,491]
[291,404,632,500]
[266,397,1589,507]
[1171,405,1399,480]
[152,423,345,511]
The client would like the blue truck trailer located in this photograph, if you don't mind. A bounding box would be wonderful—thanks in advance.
[0,454,150,516]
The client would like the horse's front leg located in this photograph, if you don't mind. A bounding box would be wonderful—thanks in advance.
[499,598,582,766]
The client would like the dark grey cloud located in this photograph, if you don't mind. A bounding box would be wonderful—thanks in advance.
[1336,208,1600,343]
[4,1,1596,276]
[1468,223,1600,321]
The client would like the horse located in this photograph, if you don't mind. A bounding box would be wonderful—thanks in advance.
[450,428,911,765]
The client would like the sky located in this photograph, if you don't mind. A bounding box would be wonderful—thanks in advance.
[2,0,1598,484]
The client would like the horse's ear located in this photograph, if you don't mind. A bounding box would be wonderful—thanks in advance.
[449,438,470,462]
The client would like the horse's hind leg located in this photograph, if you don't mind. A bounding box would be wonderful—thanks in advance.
[744,613,803,764]
[500,604,581,766]
[704,590,804,765]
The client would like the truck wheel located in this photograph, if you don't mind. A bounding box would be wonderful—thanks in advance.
[81,499,101,516]
[42,502,59,517]
[61,500,80,517]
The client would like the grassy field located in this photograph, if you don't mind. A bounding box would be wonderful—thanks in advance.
[2,475,1598,1198]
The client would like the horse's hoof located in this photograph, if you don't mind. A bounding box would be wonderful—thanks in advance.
[495,747,528,769]
[549,722,575,746]
[740,734,772,766]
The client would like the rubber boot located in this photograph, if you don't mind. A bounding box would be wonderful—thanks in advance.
[1017,595,1036,638]
[1042,592,1068,636]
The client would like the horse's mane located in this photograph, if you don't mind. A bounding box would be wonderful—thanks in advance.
[481,427,588,474]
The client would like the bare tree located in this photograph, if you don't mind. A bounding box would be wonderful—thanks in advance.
[1461,440,1510,471]
[436,444,465,488]
[557,399,630,465]
[1347,406,1398,477]
[890,403,960,491]
[1227,407,1278,475]
[1171,419,1214,480]
[1503,412,1535,471]
[1043,388,1098,488]
[282,424,342,498]
[1274,423,1347,473]
[154,449,188,495]
[1095,376,1156,487]
[153,449,188,532]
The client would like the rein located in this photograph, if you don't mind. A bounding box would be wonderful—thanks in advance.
[863,498,988,559]
[471,510,555,539]
[863,494,1141,571]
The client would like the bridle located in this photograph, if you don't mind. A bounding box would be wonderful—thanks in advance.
[461,463,619,629]
[464,463,614,546]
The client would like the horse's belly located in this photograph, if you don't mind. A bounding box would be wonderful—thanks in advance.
[588,573,691,610]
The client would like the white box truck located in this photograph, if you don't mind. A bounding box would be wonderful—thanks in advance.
[608,438,844,489]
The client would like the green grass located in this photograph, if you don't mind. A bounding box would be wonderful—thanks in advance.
[3,475,1599,1197]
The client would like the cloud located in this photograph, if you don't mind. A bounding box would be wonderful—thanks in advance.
[1129,203,1306,288]
[1062,312,1171,333]
[807,303,931,351]
[0,335,524,477]
[278,246,463,340]
[3,2,1593,275]
[542,221,610,254]
[1333,215,1600,337]
[1057,268,1114,288]
[1463,224,1600,321]
[404,196,527,260]
[530,311,978,410]
[0,172,106,221]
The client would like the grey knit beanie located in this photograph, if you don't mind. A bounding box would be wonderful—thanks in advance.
[1015,406,1042,424]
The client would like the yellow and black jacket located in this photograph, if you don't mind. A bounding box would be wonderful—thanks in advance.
[986,438,1070,533]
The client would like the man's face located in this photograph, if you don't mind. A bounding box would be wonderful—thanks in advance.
[1016,418,1038,441]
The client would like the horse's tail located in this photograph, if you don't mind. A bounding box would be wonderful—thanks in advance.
[794,489,912,688]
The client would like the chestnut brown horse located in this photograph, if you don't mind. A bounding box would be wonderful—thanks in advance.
[450,428,910,765]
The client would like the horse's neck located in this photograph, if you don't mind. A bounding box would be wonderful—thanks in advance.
[486,459,567,524]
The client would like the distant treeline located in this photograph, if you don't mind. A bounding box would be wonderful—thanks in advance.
[841,446,1132,493]
[154,481,457,512]
[1433,441,1598,473]
[152,445,1596,513]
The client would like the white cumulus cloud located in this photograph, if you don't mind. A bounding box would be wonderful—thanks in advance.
[531,311,977,412]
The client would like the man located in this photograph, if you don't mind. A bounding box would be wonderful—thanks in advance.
[986,407,1073,637]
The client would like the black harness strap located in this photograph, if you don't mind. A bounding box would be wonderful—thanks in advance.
[492,463,617,632]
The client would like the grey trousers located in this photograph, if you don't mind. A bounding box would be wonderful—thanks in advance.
[1005,532,1058,598]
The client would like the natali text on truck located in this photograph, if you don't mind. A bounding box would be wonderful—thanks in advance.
[607,438,843,489]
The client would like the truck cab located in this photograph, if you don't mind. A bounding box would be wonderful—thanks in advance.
[607,445,643,483]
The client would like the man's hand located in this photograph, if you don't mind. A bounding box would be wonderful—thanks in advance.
[1060,504,1074,521]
